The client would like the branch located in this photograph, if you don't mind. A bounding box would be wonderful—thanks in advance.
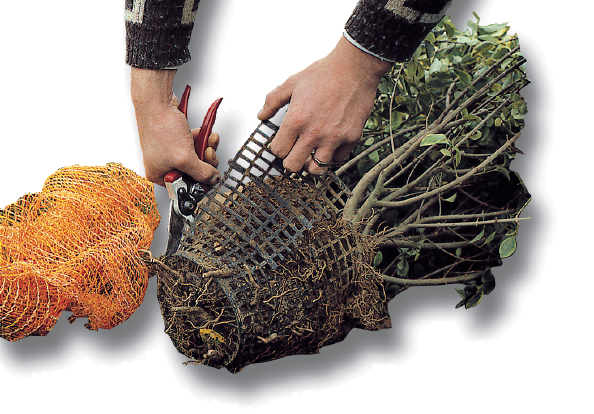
[385,209,517,237]
[336,124,422,177]
[382,271,484,286]
[403,216,529,229]
[348,86,516,225]
[343,128,431,221]
[378,235,505,250]
[371,132,520,210]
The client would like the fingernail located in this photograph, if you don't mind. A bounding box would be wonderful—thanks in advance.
[210,174,221,185]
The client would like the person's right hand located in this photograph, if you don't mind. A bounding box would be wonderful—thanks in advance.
[131,68,221,187]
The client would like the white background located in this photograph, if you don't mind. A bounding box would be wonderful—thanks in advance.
[0,1,590,412]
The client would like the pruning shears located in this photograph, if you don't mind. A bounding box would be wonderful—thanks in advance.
[164,85,222,255]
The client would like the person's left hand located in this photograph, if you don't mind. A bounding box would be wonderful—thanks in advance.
[257,36,392,174]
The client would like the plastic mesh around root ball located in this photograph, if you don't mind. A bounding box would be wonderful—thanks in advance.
[157,122,391,372]
[174,122,353,276]
[0,163,160,341]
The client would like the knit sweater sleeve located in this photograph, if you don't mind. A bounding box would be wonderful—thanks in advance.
[344,0,453,62]
[125,1,452,68]
[125,0,201,69]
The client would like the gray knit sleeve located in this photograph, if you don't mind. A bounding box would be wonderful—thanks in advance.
[344,0,453,62]
[125,0,201,69]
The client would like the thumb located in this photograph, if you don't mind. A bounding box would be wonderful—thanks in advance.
[182,154,221,187]
[257,81,293,121]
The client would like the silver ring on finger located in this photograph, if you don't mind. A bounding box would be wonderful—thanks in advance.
[311,152,331,168]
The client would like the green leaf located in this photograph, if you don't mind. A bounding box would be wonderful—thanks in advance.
[420,134,449,147]
[454,69,472,86]
[463,114,481,122]
[364,137,375,146]
[479,125,495,144]
[378,77,394,95]
[364,117,378,130]
[368,150,380,163]
[489,26,510,38]
[429,150,442,162]
[443,18,456,39]
[405,61,420,81]
[470,228,485,244]
[481,269,496,295]
[443,193,457,202]
[495,223,508,234]
[492,46,511,60]
[453,147,462,167]
[357,158,375,175]
[495,166,511,180]
[440,148,451,157]
[396,257,409,277]
[483,231,496,246]
[425,41,435,60]
[475,42,495,55]
[499,235,517,258]
[429,58,444,75]
[461,54,478,65]
[479,22,509,35]
[467,20,478,37]
[477,34,498,43]
[465,291,484,309]
[373,251,383,268]
[455,35,476,44]
[390,111,407,129]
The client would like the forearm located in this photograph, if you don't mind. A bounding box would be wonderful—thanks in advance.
[130,67,176,109]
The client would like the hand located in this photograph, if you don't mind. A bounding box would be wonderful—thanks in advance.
[257,36,392,174]
[131,68,221,187]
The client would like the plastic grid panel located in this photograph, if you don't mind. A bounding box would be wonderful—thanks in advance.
[177,121,350,276]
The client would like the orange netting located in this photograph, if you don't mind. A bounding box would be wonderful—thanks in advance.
[0,163,160,341]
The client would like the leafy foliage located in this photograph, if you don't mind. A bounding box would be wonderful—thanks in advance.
[338,14,530,308]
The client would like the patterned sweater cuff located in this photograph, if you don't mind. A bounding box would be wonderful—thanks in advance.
[345,0,452,63]
[125,0,200,69]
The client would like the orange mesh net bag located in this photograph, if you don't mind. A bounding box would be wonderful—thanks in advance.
[0,163,160,341]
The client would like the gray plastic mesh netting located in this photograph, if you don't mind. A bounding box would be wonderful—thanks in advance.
[156,121,391,372]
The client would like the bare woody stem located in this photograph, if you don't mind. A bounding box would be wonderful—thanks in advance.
[404,217,529,228]
[343,126,434,222]
[336,124,423,177]
[379,209,516,239]
[380,217,528,244]
[372,132,520,210]
[378,234,505,250]
[382,271,484,286]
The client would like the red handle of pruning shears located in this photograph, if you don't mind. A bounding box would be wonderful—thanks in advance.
[164,85,223,193]
[181,86,223,167]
